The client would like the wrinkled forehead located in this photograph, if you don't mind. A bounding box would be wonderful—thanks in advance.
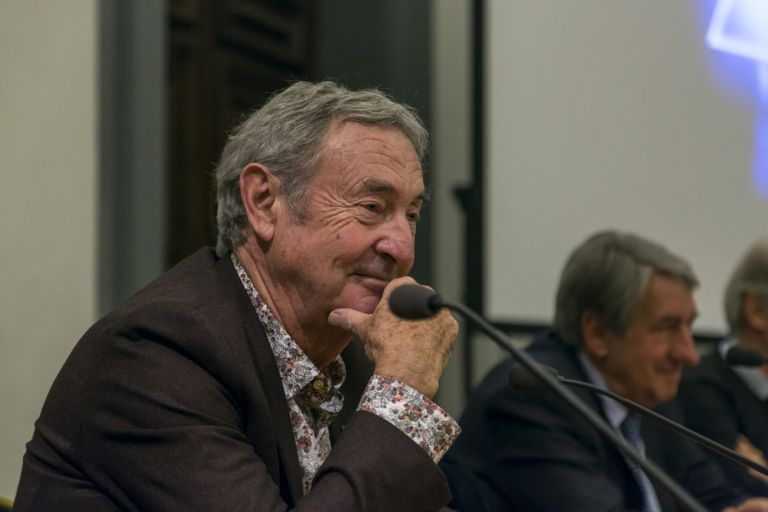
[321,120,420,159]
[315,122,424,185]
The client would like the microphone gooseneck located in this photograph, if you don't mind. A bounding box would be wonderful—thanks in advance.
[507,363,768,478]
[507,363,559,390]
[387,285,708,512]
[725,345,768,367]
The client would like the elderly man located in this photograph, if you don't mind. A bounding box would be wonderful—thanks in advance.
[442,231,768,512]
[14,81,459,511]
[679,240,768,496]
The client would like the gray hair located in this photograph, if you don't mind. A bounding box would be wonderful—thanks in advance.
[553,230,699,346]
[724,240,768,333]
[214,80,428,256]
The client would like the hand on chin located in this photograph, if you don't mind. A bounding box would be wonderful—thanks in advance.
[346,274,390,314]
[353,293,383,315]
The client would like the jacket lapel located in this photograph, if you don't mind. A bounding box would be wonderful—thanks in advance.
[545,336,647,509]
[217,255,305,504]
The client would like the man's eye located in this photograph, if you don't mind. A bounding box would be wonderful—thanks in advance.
[407,211,421,223]
[657,320,680,332]
[360,203,381,213]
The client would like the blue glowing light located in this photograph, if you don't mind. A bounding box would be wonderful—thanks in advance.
[707,0,768,65]
[755,113,768,196]
[707,0,768,198]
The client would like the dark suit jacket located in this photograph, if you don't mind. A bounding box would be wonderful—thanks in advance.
[441,330,746,512]
[14,248,450,511]
[679,345,768,496]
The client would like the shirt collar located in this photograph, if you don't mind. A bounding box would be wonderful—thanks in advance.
[719,337,768,400]
[578,351,630,429]
[230,253,346,401]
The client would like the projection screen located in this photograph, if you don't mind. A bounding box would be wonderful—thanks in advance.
[485,0,768,332]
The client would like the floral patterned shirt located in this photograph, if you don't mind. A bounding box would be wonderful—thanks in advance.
[232,254,459,494]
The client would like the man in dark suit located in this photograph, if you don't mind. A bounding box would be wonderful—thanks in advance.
[680,240,768,496]
[442,231,768,511]
[14,81,460,511]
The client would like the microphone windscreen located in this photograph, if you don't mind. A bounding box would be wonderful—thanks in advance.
[725,345,766,367]
[508,363,559,391]
[388,284,442,319]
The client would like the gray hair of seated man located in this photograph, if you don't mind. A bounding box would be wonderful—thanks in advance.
[214,80,428,257]
[554,230,698,347]
[723,240,768,333]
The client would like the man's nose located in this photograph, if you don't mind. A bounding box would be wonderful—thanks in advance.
[671,325,700,366]
[375,215,415,272]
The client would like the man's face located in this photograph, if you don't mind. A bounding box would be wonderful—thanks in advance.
[591,274,700,409]
[268,120,424,324]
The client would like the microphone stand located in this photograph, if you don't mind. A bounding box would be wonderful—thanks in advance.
[440,299,708,512]
[558,377,768,478]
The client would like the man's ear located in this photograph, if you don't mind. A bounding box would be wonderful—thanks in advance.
[581,311,610,359]
[744,293,768,332]
[240,163,280,242]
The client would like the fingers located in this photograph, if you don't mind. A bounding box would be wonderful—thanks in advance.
[328,308,368,335]
[329,277,459,398]
[736,435,767,464]
[328,276,421,337]
[727,498,768,512]
[382,276,419,299]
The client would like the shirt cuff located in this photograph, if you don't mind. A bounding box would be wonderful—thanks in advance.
[357,374,461,463]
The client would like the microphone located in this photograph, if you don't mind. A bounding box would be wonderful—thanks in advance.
[388,284,444,319]
[508,363,768,478]
[725,345,768,367]
[388,285,708,512]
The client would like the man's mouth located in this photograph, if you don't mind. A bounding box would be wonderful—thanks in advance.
[353,273,389,285]
[351,271,394,292]
[657,366,682,380]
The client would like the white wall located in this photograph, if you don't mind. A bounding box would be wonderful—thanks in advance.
[432,0,476,415]
[0,0,98,498]
[485,0,768,333]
